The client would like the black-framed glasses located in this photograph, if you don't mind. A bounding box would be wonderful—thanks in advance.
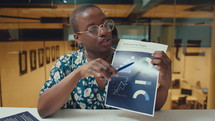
[76,19,114,37]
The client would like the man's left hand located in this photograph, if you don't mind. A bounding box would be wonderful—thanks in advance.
[151,51,172,89]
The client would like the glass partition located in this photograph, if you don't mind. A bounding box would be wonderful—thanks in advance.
[0,0,214,110]
[171,0,214,109]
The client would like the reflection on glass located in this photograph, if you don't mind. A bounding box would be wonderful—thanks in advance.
[19,51,27,75]
[38,48,44,67]
[30,49,37,71]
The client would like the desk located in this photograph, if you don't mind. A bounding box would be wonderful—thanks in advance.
[172,94,207,109]
[172,95,197,101]
[0,107,215,121]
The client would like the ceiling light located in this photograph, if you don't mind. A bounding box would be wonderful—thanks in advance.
[62,0,67,3]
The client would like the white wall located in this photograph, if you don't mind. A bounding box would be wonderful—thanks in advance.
[172,47,211,88]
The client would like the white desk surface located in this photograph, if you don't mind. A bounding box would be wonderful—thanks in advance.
[0,107,215,121]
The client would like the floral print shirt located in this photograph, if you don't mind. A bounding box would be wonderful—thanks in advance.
[40,49,110,109]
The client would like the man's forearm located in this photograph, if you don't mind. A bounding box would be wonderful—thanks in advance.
[155,85,169,110]
[37,68,82,118]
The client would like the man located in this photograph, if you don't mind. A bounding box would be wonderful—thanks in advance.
[37,4,171,118]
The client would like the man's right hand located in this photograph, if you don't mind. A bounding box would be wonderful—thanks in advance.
[80,58,118,81]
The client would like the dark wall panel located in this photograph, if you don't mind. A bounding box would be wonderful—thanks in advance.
[20,29,63,41]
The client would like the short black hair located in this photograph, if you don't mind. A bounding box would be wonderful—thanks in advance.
[69,4,101,33]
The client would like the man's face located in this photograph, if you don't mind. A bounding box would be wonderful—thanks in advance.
[75,7,113,53]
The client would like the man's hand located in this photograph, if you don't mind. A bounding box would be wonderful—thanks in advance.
[151,51,171,89]
[80,58,118,81]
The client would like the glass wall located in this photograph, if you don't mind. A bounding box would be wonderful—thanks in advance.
[172,0,214,109]
[0,0,214,109]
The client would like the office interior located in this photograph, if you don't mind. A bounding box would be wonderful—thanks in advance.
[0,0,215,110]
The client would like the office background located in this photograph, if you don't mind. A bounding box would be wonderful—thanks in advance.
[0,0,215,110]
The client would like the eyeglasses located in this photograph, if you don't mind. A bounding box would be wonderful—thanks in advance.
[76,19,114,37]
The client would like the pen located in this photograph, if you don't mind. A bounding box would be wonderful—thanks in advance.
[100,62,134,80]
[116,62,134,72]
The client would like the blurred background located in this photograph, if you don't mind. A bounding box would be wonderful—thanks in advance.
[0,0,215,110]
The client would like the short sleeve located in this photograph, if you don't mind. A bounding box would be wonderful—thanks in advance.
[40,54,73,94]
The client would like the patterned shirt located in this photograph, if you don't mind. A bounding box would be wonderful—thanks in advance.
[40,49,110,109]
